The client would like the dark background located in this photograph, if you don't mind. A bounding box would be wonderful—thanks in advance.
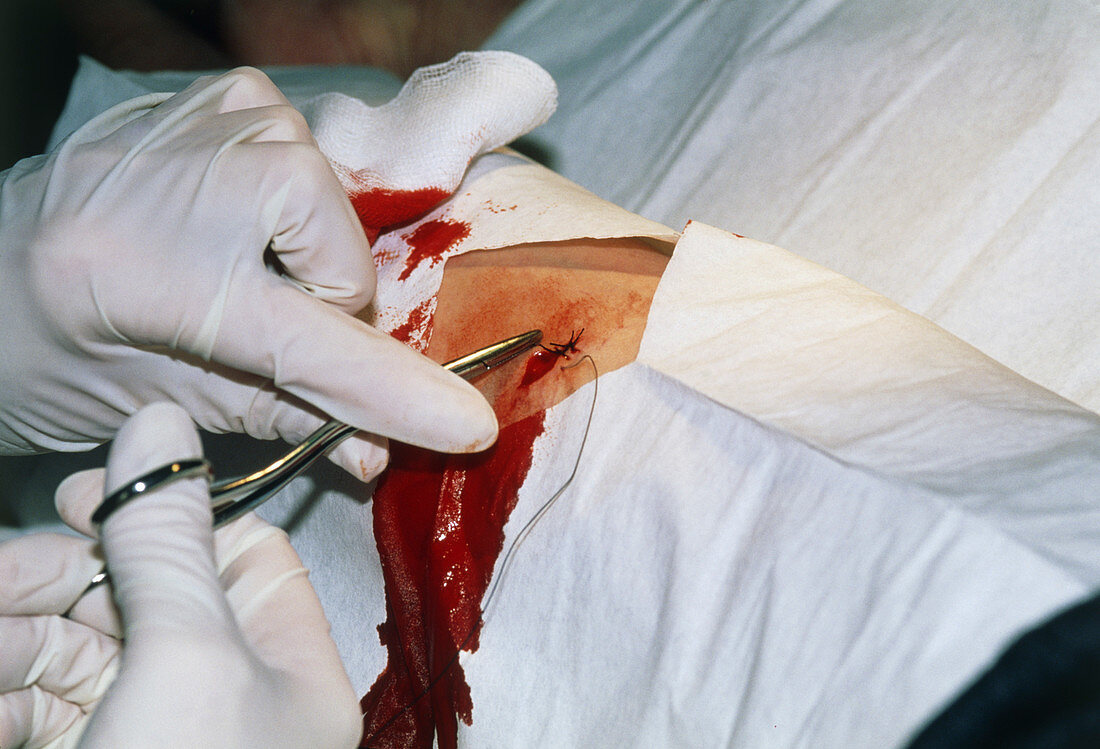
[0,0,520,169]
[0,1,79,168]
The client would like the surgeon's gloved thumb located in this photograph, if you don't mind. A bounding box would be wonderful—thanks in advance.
[93,402,232,643]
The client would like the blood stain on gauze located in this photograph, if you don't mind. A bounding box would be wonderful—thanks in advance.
[332,161,450,242]
[388,297,435,353]
[397,219,471,282]
[361,411,547,749]
[371,243,400,267]
[335,173,456,351]
[351,187,451,243]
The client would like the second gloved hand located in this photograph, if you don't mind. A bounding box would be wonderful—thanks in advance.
[0,402,362,748]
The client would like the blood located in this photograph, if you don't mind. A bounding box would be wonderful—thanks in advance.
[388,298,435,353]
[334,157,450,240]
[340,174,558,747]
[518,348,560,387]
[398,219,471,282]
[360,411,547,749]
[483,200,518,214]
[519,329,584,388]
[349,187,450,234]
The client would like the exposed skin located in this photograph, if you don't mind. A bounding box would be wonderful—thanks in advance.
[427,237,671,427]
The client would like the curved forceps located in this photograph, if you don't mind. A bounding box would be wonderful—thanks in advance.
[209,328,543,526]
[82,329,542,590]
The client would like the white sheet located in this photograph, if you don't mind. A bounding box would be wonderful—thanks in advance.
[486,0,1100,415]
[250,220,1099,746]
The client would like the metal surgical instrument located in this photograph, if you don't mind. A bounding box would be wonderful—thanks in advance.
[207,328,543,527]
[82,329,542,590]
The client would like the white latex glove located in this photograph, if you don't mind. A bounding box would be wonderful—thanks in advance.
[0,58,553,478]
[0,402,361,748]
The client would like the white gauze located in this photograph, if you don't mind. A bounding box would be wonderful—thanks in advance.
[300,51,558,198]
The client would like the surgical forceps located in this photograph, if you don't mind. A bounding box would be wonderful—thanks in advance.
[206,328,543,527]
[84,329,542,588]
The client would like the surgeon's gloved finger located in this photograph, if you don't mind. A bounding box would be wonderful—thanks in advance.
[0,533,103,615]
[77,69,286,157]
[206,102,316,146]
[93,402,233,641]
[0,528,121,641]
[102,349,389,481]
[48,472,124,638]
[232,383,392,481]
[0,615,118,705]
[205,67,296,113]
[208,512,362,744]
[330,431,390,481]
[68,582,122,642]
[0,536,116,747]
[140,67,295,134]
[55,470,104,538]
[238,398,392,483]
[220,140,374,314]
[60,91,174,149]
[211,515,347,674]
[215,281,498,453]
[239,378,392,480]
[0,687,86,749]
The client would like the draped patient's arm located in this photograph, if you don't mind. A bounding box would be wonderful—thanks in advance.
[426,237,670,426]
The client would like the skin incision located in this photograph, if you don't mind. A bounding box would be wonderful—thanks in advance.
[427,237,670,427]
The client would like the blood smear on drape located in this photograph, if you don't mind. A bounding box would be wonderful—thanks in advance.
[397,219,471,281]
[350,183,544,748]
[388,298,435,351]
[360,412,546,749]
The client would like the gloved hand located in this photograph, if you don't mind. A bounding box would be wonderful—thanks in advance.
[0,56,555,479]
[0,402,361,748]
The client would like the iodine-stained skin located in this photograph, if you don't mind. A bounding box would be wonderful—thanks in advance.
[358,236,668,748]
[430,240,668,428]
